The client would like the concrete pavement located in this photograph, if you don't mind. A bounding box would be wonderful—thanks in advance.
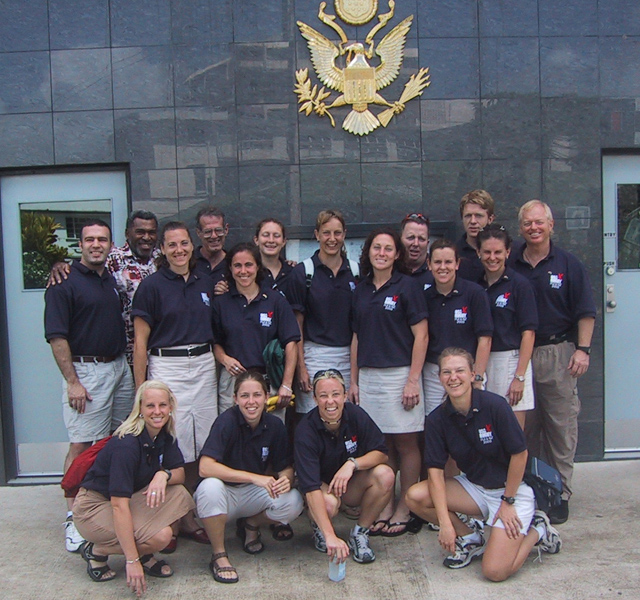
[0,460,637,600]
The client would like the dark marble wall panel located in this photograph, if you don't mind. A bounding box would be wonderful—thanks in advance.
[361,103,422,163]
[178,166,240,221]
[236,42,294,105]
[0,113,53,166]
[298,107,361,164]
[481,98,541,160]
[173,44,235,107]
[112,47,174,109]
[600,37,640,98]
[540,38,599,98]
[299,163,362,223]
[362,162,422,222]
[233,0,294,43]
[421,99,481,161]
[417,0,477,37]
[418,38,480,99]
[0,52,51,114]
[0,0,49,52]
[538,0,598,37]
[53,110,115,163]
[110,0,171,47]
[598,0,640,36]
[49,0,110,50]
[600,100,640,148]
[114,108,176,170]
[51,49,112,112]
[171,0,233,45]
[480,37,539,97]
[129,169,178,213]
[575,419,604,461]
[176,107,237,168]
[478,0,538,37]
[237,104,297,165]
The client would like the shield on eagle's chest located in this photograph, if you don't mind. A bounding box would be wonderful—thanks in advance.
[343,66,376,104]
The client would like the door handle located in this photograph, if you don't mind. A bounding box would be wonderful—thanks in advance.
[606,284,616,313]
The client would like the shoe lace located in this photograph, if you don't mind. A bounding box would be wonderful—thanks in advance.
[352,532,371,555]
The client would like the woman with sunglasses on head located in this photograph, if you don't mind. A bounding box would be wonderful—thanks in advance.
[477,224,538,429]
[73,381,194,596]
[212,242,300,416]
[349,227,429,537]
[195,370,303,584]
[287,210,359,416]
[406,348,561,580]
[294,369,394,564]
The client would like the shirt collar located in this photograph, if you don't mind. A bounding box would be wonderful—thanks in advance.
[72,260,110,280]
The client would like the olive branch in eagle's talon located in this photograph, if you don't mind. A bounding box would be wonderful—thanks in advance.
[294,68,336,127]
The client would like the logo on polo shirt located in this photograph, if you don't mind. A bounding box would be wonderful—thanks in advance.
[345,435,358,454]
[549,273,564,289]
[261,447,269,462]
[495,292,510,308]
[454,306,468,324]
[424,283,431,290]
[259,312,273,327]
[201,292,211,306]
[478,424,493,445]
[383,295,399,311]
[349,281,356,291]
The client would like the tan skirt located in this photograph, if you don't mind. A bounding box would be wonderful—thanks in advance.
[73,485,195,553]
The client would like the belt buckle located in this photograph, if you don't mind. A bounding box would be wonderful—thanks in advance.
[92,356,99,364]
[186,346,196,357]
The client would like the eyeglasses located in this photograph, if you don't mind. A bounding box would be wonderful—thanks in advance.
[200,227,226,238]
[402,213,430,226]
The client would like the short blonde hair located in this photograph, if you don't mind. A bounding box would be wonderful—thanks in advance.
[460,189,495,218]
[114,380,178,439]
[518,199,554,224]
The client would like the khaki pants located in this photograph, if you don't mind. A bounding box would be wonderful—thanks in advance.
[526,341,580,499]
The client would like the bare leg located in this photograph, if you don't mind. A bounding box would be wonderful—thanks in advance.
[386,433,422,534]
[201,514,237,581]
[482,526,540,582]
[515,410,526,430]
[342,465,395,529]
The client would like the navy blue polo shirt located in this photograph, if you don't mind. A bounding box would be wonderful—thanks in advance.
[261,259,294,296]
[286,252,358,347]
[425,389,526,489]
[194,246,229,286]
[294,402,387,494]
[352,271,428,368]
[510,242,596,338]
[425,277,493,364]
[410,261,435,295]
[456,235,484,282]
[212,286,300,369]
[81,428,185,499]
[44,260,126,356]
[480,267,538,352]
[131,266,214,349]
[199,405,291,478]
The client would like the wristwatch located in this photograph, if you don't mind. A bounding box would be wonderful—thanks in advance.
[474,374,484,382]
[348,457,359,471]
[500,494,516,505]
[514,374,525,382]
[576,345,591,355]
[163,468,172,482]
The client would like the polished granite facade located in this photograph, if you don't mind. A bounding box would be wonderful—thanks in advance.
[2,0,640,459]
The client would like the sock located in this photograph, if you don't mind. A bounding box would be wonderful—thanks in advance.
[66,510,73,519]
[352,524,369,536]
[533,522,545,542]
[461,530,481,544]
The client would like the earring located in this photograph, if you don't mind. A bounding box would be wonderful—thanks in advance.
[138,414,143,418]
[169,412,173,416]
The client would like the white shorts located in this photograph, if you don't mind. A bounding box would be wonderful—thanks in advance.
[358,366,424,434]
[62,355,134,443]
[422,362,446,416]
[148,348,217,463]
[485,350,535,412]
[194,478,303,525]
[454,473,535,534]
[297,342,351,414]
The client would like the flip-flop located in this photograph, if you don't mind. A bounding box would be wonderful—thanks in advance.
[369,519,390,537]
[270,523,294,541]
[406,514,424,534]
[210,551,239,584]
[381,520,410,537]
[140,554,173,578]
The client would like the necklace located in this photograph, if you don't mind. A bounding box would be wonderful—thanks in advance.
[320,416,341,426]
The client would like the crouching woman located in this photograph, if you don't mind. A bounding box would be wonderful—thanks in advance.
[194,370,303,584]
[73,381,194,597]
[406,348,561,581]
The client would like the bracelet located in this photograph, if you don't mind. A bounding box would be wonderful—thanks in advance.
[126,557,140,564]
[281,384,293,392]
[163,468,172,482]
[348,457,359,471]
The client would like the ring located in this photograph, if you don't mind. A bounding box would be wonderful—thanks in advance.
[151,491,157,495]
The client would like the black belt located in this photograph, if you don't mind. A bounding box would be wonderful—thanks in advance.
[150,344,211,358]
[72,355,117,363]
[534,332,570,347]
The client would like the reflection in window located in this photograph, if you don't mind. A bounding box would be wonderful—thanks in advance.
[20,200,111,289]
[618,184,640,270]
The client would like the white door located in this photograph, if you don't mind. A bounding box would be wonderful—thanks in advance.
[1,171,128,477]
[603,155,640,457]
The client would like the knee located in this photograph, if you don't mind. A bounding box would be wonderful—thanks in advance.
[272,489,304,522]
[482,563,511,583]
[324,492,340,517]
[372,464,395,493]
[147,526,173,552]
[405,481,430,512]
[194,478,227,518]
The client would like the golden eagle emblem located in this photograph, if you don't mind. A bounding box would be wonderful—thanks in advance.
[294,0,430,136]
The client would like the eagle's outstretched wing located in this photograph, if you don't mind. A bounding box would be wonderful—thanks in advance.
[374,16,413,90]
[297,21,343,92]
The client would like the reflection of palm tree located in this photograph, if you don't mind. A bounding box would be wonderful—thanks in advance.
[619,206,640,269]
[21,212,69,289]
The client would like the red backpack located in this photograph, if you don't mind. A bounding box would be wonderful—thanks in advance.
[60,436,112,498]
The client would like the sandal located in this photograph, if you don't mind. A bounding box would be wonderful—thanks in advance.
[406,513,424,534]
[179,527,209,544]
[209,551,239,584]
[140,554,173,578]
[160,535,177,554]
[236,518,265,554]
[270,523,294,541]
[80,541,116,583]
[369,519,390,537]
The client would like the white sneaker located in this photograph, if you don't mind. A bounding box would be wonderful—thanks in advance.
[64,516,85,552]
[443,533,486,569]
[311,521,327,553]
[348,526,375,563]
[532,510,562,554]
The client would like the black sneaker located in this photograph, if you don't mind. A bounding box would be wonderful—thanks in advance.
[549,500,569,525]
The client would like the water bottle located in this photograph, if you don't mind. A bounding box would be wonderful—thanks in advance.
[328,556,346,582]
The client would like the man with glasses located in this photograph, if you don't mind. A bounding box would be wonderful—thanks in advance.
[195,207,230,285]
